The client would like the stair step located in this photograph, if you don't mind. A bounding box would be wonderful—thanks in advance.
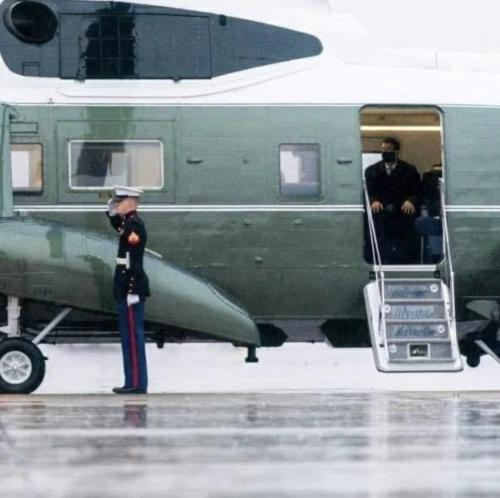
[385,298,445,304]
[386,337,451,343]
[384,281,442,300]
[386,322,449,340]
[385,319,448,324]
[386,341,454,361]
[389,358,456,363]
[384,278,441,282]
[384,303,446,320]
[375,265,438,274]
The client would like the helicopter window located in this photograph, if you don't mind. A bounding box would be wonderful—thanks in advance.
[11,143,43,192]
[69,140,163,190]
[279,144,321,197]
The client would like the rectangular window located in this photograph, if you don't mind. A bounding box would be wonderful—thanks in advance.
[279,144,320,197]
[69,140,163,189]
[11,144,43,192]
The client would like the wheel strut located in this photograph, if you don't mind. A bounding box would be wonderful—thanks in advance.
[32,307,72,345]
[245,346,259,363]
[0,296,21,337]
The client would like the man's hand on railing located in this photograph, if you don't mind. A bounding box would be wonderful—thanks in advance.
[401,200,416,215]
[370,201,384,213]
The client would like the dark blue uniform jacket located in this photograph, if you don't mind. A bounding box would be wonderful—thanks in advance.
[108,211,150,300]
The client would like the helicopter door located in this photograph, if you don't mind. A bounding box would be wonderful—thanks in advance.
[360,106,444,266]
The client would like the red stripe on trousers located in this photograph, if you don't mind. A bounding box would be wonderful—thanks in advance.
[127,305,140,388]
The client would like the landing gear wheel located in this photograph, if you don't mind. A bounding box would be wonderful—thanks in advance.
[0,338,45,394]
[466,354,481,368]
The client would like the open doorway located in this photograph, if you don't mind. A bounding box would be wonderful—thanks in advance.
[361,107,443,265]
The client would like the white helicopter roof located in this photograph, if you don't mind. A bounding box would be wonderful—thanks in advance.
[1,0,500,106]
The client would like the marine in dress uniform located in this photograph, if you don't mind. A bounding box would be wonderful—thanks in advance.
[107,187,150,394]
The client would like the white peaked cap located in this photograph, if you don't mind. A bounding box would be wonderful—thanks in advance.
[113,186,143,198]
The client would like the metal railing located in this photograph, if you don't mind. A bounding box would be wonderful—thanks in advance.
[363,179,386,346]
[439,178,456,322]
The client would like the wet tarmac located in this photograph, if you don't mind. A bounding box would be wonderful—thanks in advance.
[1,391,500,498]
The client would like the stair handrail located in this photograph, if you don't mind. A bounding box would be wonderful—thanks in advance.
[363,179,386,343]
[439,178,456,322]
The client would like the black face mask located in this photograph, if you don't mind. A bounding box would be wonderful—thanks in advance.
[382,151,396,163]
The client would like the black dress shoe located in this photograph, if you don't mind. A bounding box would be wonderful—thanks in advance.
[112,387,148,394]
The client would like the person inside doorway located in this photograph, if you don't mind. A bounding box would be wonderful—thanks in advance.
[365,137,421,264]
[415,164,443,263]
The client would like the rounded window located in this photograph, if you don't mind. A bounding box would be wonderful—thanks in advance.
[4,1,58,44]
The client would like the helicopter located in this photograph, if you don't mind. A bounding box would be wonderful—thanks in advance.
[1,0,500,393]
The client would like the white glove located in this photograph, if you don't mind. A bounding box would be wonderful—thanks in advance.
[126,294,140,307]
[107,199,118,216]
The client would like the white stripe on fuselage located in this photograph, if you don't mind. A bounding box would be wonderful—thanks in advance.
[13,204,365,213]
[11,204,500,213]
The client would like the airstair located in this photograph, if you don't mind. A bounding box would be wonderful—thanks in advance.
[363,180,463,372]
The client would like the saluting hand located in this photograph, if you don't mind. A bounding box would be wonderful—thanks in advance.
[107,199,118,217]
[401,200,416,215]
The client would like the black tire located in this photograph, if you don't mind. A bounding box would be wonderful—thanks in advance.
[466,354,481,368]
[0,338,45,394]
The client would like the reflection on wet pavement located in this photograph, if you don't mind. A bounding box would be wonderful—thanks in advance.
[1,392,500,497]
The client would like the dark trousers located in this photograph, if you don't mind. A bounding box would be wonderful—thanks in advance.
[372,211,420,264]
[415,216,443,263]
[116,299,148,390]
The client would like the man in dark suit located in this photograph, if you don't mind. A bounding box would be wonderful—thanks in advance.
[365,138,421,264]
[107,186,150,394]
